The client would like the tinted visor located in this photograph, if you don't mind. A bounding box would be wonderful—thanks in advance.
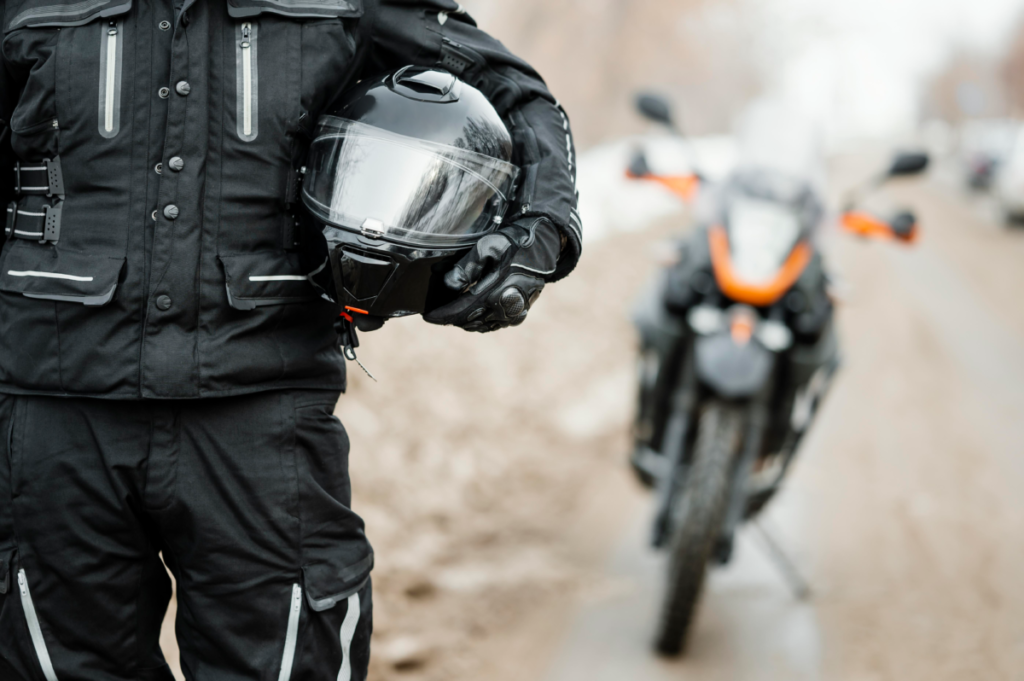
[302,118,520,247]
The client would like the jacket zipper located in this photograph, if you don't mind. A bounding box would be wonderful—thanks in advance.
[277,583,302,681]
[18,570,59,681]
[236,22,259,142]
[98,20,123,138]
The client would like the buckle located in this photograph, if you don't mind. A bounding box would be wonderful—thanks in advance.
[13,156,64,198]
[43,201,63,242]
[44,157,65,198]
[4,199,62,243]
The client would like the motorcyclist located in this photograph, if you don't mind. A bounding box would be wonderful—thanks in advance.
[0,1,579,679]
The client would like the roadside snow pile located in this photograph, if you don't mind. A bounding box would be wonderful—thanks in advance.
[576,134,738,243]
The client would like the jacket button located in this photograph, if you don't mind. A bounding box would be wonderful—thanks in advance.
[175,81,191,96]
[156,295,173,311]
[154,163,163,174]
[163,205,179,220]
[168,156,185,172]
[159,20,171,30]
[158,87,170,99]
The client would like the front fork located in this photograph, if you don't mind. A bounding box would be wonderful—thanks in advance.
[651,349,697,548]
[714,391,771,564]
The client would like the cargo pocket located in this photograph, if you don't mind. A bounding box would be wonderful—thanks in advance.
[0,244,123,306]
[299,551,372,681]
[292,395,373,620]
[220,251,319,311]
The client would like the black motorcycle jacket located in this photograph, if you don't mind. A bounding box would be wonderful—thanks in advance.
[0,0,580,399]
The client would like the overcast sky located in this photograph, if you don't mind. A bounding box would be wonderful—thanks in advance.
[747,0,1024,140]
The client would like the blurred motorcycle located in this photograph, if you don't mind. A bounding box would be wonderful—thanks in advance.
[627,94,929,656]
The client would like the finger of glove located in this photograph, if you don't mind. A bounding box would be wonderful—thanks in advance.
[444,233,515,291]
[427,273,544,330]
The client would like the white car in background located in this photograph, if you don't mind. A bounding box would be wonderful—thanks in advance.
[960,118,1019,191]
[994,125,1024,224]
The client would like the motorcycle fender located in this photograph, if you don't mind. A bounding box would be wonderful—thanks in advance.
[694,334,774,399]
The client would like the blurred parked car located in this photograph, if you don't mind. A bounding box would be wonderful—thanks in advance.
[959,118,1019,191]
[994,126,1024,224]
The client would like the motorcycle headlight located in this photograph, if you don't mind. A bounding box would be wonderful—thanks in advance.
[727,198,802,284]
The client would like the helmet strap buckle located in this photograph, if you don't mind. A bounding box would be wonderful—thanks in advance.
[335,312,377,382]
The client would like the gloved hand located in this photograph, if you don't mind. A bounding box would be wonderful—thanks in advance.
[424,217,561,333]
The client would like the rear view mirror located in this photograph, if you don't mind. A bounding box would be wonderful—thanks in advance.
[636,93,675,127]
[627,148,652,178]
[889,210,918,242]
[887,151,930,177]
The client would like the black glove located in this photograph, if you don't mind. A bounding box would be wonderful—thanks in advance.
[424,217,561,333]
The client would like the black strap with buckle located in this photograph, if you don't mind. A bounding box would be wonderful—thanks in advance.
[10,156,64,243]
[14,157,64,197]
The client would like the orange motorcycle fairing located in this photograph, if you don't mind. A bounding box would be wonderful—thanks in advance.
[708,225,812,307]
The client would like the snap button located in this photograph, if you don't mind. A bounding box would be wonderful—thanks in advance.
[158,87,170,99]
[163,205,179,220]
[154,163,163,175]
[158,20,171,30]
[156,295,172,311]
[151,210,158,221]
[175,81,191,96]
[168,156,185,172]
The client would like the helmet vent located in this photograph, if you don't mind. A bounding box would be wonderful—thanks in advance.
[390,66,460,103]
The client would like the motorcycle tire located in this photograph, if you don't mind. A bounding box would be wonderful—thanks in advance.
[654,400,744,656]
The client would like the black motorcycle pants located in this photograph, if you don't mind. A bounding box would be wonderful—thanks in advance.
[0,390,373,681]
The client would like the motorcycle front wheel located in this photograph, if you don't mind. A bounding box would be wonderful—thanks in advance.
[654,400,744,656]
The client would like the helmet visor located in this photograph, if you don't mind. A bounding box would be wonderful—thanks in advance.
[302,118,520,247]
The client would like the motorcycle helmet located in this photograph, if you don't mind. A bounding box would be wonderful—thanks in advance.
[299,66,521,318]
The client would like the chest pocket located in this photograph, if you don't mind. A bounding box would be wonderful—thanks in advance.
[3,0,132,148]
[224,0,362,143]
[217,0,362,257]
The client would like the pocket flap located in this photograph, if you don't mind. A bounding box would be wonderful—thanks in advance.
[220,252,320,311]
[302,548,373,612]
[5,0,132,32]
[0,245,124,306]
[225,0,362,20]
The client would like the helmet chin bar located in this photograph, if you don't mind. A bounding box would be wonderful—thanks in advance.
[301,212,470,319]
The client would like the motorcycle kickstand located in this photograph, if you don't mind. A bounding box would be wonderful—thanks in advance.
[750,519,812,601]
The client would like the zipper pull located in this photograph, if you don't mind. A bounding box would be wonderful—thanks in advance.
[241,22,251,47]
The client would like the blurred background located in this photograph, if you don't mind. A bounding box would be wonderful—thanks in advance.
[171,1,1024,679]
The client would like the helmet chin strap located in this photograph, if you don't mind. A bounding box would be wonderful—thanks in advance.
[336,311,377,382]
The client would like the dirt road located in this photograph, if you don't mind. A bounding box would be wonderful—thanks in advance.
[531,158,1024,681]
